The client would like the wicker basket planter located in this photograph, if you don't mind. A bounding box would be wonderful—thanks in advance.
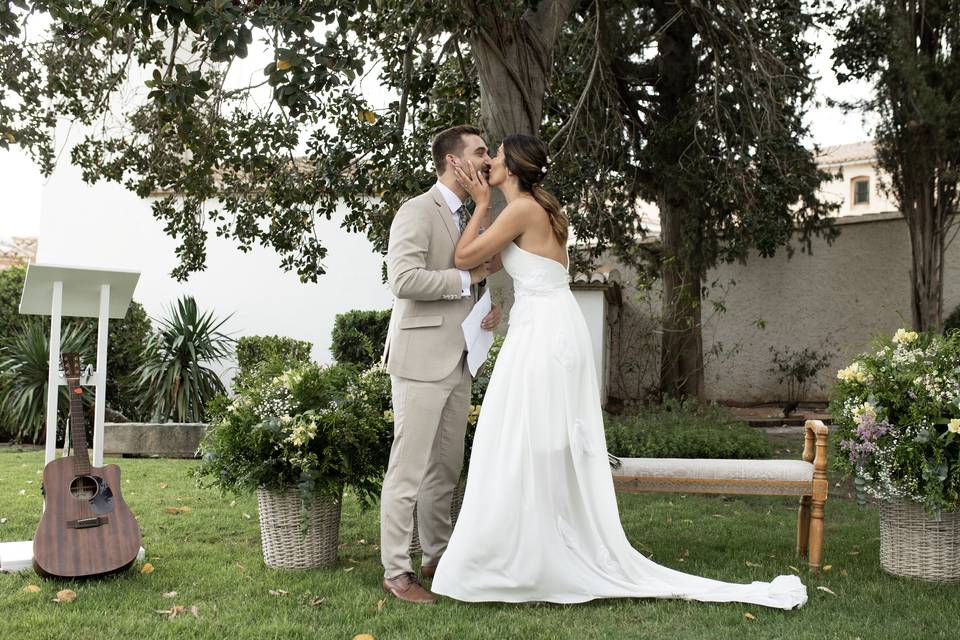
[257,487,343,569]
[408,483,466,556]
[879,499,960,583]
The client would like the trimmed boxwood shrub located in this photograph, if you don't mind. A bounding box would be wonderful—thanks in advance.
[331,309,391,368]
[233,335,313,393]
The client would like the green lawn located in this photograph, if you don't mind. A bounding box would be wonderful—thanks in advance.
[1,447,956,640]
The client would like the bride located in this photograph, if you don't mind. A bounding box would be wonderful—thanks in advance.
[428,134,807,609]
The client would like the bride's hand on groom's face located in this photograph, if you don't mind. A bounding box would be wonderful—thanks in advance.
[454,160,490,206]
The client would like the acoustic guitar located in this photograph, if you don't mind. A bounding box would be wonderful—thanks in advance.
[33,352,141,579]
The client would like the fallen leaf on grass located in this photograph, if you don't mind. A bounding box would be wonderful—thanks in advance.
[357,539,366,545]
[163,591,178,598]
[712,514,724,518]
[789,566,800,573]
[269,589,289,597]
[242,513,252,520]
[159,483,169,490]
[54,589,76,603]
[744,612,755,620]
[745,561,762,568]
[141,563,154,574]
[309,596,327,607]
[822,565,833,572]
[229,500,237,507]
[23,585,41,594]
[343,567,355,573]
[18,489,26,496]
[817,586,837,596]
[156,605,186,619]
[1,518,7,524]
[377,599,385,613]
[164,506,191,515]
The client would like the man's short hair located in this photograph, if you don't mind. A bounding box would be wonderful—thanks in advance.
[432,124,482,175]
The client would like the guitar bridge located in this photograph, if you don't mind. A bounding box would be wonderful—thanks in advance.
[67,516,109,529]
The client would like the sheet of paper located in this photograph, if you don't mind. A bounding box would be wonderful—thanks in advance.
[461,289,494,377]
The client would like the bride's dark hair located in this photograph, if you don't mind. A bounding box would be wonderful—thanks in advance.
[501,134,568,245]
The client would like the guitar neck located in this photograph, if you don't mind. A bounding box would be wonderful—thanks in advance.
[67,375,91,471]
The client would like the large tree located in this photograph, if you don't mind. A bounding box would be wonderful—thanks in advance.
[833,0,960,332]
[1,0,836,398]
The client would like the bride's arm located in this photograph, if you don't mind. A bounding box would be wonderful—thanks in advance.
[454,205,525,270]
[452,163,527,270]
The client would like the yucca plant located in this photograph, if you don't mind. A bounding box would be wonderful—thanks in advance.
[135,296,234,423]
[0,319,93,443]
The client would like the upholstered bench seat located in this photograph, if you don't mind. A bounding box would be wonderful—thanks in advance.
[614,458,814,496]
[611,420,830,571]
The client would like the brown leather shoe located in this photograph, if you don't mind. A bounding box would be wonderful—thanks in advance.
[420,563,438,579]
[382,572,438,604]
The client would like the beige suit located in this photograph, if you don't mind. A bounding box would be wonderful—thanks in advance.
[380,185,477,578]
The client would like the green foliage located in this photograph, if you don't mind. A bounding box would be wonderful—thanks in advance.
[945,302,960,334]
[767,340,838,403]
[604,399,773,459]
[1,1,835,288]
[829,329,960,515]
[0,265,27,340]
[74,301,153,421]
[233,335,312,393]
[1,266,153,422]
[0,319,93,444]
[330,309,390,369]
[236,335,312,374]
[195,361,391,523]
[134,296,234,423]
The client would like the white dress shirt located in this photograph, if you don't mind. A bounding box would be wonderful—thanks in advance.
[435,181,472,297]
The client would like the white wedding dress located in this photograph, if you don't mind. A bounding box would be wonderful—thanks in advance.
[430,241,807,609]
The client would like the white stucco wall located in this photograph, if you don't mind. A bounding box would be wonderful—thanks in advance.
[571,288,608,401]
[701,212,960,403]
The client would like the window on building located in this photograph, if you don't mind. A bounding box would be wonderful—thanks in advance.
[852,177,870,205]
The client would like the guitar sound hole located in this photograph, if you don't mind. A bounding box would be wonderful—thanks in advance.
[70,475,99,500]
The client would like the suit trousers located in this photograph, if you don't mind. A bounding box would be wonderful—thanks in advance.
[380,353,472,578]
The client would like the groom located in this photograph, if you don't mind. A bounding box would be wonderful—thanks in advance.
[379,124,502,604]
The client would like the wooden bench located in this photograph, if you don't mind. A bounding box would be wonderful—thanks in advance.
[611,419,829,571]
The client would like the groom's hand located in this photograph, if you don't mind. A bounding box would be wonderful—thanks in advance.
[480,304,501,331]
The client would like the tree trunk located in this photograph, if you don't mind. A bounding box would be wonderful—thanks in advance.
[651,6,703,398]
[658,194,705,399]
[903,172,947,333]
[466,0,579,322]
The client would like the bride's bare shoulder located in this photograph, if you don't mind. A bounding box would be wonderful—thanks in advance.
[501,197,543,219]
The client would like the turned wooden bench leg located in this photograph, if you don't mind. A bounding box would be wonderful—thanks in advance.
[804,419,830,573]
[796,495,811,557]
[808,496,826,571]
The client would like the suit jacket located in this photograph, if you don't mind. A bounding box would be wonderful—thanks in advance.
[383,185,478,382]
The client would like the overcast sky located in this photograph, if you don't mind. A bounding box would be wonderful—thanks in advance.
[0,28,876,239]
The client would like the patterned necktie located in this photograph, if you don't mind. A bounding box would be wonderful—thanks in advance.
[456,204,471,235]
[456,204,484,296]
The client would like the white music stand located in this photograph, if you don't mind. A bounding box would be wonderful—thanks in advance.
[18,263,140,467]
[0,265,141,573]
